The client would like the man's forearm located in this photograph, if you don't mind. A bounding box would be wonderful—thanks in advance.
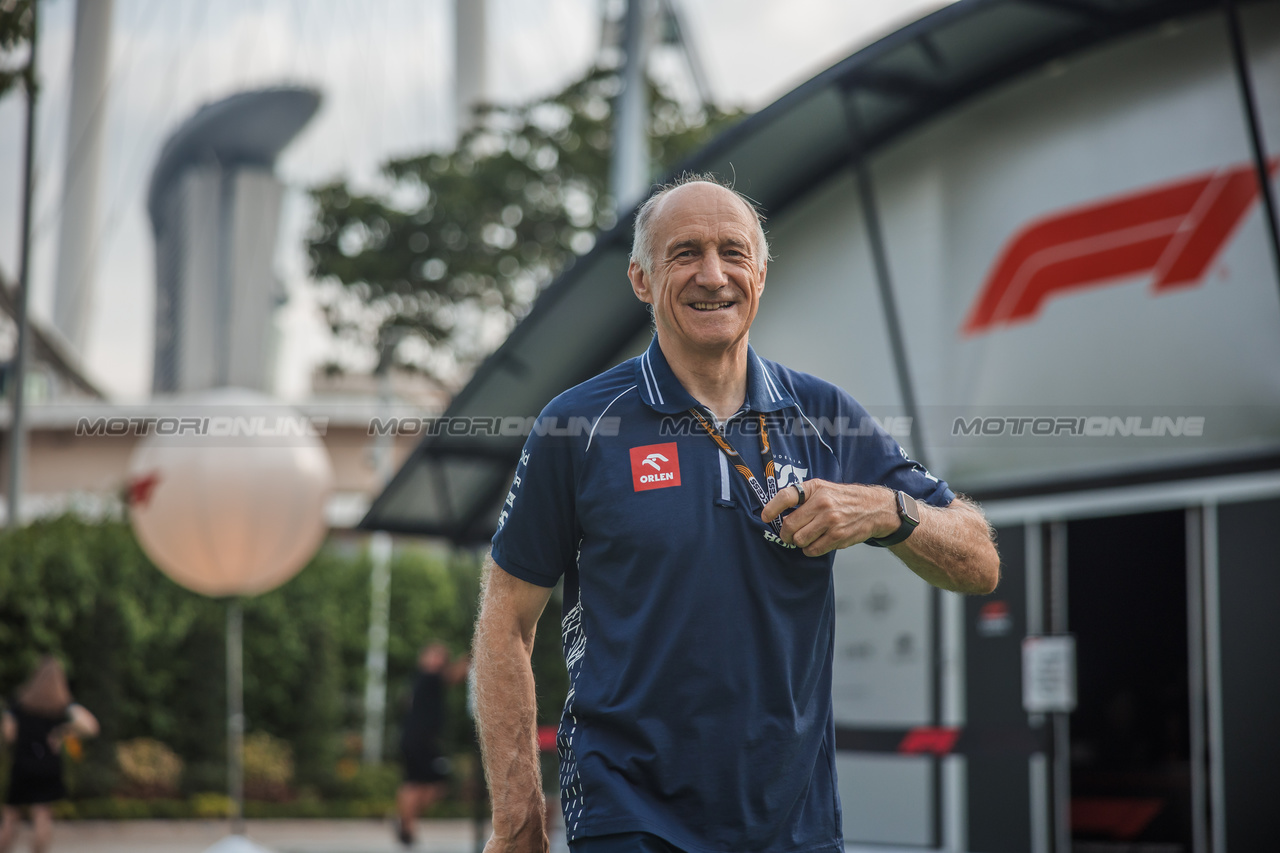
[891,495,1000,594]
[762,481,1000,594]
[473,561,550,852]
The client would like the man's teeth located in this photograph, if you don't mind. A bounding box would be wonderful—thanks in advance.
[691,302,733,310]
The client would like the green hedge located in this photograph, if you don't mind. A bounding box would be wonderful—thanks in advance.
[50,794,419,820]
[0,514,567,811]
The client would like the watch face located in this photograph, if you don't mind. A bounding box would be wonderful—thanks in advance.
[898,491,921,525]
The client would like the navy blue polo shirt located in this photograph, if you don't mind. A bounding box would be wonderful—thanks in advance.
[491,337,953,853]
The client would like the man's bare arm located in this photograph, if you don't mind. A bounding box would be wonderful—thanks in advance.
[761,482,999,594]
[473,556,555,853]
[888,495,999,594]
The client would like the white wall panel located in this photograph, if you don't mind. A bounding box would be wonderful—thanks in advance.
[838,754,934,848]
[831,543,933,727]
[749,169,903,413]
[866,11,1280,489]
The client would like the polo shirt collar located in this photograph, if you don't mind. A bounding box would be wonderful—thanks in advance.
[635,336,796,415]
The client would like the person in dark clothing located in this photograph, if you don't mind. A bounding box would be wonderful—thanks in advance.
[396,643,468,847]
[1,657,99,853]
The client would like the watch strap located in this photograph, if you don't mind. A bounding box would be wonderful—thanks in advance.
[867,490,920,548]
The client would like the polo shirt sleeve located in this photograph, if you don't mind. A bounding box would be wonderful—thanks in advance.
[834,388,954,508]
[489,405,579,588]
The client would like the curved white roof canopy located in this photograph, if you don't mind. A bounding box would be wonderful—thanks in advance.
[361,0,1274,541]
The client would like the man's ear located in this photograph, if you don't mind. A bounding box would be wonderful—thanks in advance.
[628,260,652,304]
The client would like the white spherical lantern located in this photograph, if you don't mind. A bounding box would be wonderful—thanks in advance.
[127,388,334,597]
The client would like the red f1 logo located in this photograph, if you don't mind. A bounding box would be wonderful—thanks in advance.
[898,726,960,756]
[963,158,1279,335]
[630,443,681,492]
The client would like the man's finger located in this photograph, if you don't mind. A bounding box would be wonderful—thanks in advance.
[801,531,839,558]
[761,482,803,523]
[786,512,829,551]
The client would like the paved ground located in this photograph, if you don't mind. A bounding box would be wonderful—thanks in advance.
[10,817,891,853]
[8,818,495,853]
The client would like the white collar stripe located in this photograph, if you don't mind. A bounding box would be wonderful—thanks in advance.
[639,353,657,405]
[760,365,783,402]
[643,351,665,405]
[758,363,775,400]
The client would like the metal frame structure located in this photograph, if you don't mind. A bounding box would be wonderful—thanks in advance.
[361,0,1279,542]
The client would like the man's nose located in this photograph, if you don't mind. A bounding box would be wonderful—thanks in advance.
[695,254,729,286]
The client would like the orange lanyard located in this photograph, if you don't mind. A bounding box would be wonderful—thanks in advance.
[688,409,782,533]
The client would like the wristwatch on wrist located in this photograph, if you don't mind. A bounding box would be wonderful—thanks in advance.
[867,490,921,547]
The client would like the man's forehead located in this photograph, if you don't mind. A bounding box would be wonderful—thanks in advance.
[652,183,757,244]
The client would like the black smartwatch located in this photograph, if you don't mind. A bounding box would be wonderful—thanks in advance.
[867,490,921,547]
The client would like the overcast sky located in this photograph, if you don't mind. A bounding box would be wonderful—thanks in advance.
[0,0,950,401]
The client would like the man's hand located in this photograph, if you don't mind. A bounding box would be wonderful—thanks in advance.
[761,480,898,557]
[761,482,1000,594]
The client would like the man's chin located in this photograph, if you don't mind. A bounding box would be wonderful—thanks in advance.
[666,328,750,356]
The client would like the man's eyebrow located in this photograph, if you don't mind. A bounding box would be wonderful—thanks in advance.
[665,236,751,256]
[665,238,702,256]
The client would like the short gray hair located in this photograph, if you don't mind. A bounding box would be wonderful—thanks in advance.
[630,173,771,275]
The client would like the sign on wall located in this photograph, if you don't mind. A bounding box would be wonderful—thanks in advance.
[1023,635,1078,714]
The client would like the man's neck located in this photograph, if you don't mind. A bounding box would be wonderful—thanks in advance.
[657,335,750,421]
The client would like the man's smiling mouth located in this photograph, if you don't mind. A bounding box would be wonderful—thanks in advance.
[690,301,734,311]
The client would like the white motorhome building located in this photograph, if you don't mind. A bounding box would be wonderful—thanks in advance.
[364,1,1280,850]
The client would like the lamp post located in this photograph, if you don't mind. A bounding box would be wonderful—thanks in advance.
[127,388,333,842]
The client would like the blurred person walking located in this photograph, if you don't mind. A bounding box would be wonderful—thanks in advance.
[395,643,469,848]
[1,657,99,853]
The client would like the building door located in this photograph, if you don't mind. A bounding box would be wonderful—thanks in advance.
[965,523,1042,853]
[1211,496,1280,850]
[1065,510,1193,851]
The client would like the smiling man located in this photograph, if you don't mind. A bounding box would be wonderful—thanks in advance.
[473,175,1000,853]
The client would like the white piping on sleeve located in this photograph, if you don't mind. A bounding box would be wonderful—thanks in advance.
[792,399,836,458]
[586,385,638,452]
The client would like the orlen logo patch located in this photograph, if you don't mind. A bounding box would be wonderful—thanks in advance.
[964,157,1280,335]
[630,442,681,492]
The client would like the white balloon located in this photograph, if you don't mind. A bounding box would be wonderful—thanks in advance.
[127,388,334,597]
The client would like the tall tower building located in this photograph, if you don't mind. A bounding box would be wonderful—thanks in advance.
[454,0,488,139]
[52,0,115,357]
[146,88,320,395]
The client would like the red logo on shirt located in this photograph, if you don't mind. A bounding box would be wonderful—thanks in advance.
[630,443,682,492]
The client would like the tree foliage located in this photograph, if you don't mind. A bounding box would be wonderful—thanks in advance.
[0,0,35,99]
[0,515,492,801]
[306,65,744,381]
